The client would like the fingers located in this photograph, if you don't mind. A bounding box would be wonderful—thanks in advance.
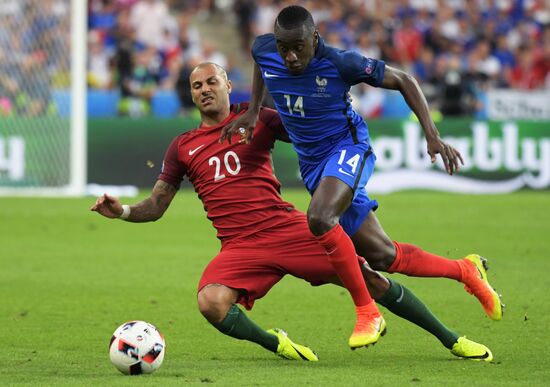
[103,193,117,203]
[219,125,229,144]
[237,128,254,144]
[236,126,255,144]
[90,195,105,211]
[440,149,451,175]
[245,127,254,144]
[447,144,465,175]
[456,148,465,166]
[219,124,235,144]
[430,141,465,175]
[448,148,460,175]
[90,193,118,212]
[220,115,257,145]
[442,145,464,175]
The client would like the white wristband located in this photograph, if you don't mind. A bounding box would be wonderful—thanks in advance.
[119,204,131,220]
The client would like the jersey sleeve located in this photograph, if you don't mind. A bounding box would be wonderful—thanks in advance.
[158,136,186,188]
[251,33,275,62]
[331,50,385,87]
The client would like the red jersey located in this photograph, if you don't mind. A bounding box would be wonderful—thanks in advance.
[159,104,296,242]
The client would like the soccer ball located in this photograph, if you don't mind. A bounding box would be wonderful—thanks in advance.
[109,320,165,375]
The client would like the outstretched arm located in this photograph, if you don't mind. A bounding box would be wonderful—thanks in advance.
[219,62,266,144]
[380,65,464,175]
[90,180,177,222]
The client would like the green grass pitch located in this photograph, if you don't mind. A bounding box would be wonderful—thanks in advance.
[2,190,550,386]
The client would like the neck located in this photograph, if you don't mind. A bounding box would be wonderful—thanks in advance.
[200,106,230,127]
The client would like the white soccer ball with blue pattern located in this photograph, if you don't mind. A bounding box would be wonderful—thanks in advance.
[109,320,165,375]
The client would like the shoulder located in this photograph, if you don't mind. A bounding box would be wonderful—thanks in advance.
[320,44,385,86]
[166,128,200,153]
[258,106,283,133]
[175,128,199,146]
[231,103,280,128]
[258,106,279,123]
[252,34,276,57]
[321,45,363,71]
[231,102,249,114]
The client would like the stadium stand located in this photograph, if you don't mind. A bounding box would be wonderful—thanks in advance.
[3,0,547,119]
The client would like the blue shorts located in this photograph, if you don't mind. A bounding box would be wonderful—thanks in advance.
[300,141,379,237]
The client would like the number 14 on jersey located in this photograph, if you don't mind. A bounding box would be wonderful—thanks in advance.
[284,94,304,117]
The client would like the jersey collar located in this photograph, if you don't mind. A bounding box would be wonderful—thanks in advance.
[198,104,248,130]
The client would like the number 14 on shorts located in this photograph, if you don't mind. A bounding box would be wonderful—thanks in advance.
[337,149,360,177]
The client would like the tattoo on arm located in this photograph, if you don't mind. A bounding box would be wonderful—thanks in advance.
[127,180,177,222]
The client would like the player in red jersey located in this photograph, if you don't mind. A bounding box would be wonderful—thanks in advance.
[92,63,493,361]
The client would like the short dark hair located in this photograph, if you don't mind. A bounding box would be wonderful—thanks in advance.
[275,5,315,31]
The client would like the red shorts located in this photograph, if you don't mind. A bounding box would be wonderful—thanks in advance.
[198,212,341,310]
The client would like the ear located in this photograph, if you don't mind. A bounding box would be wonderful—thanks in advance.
[313,30,319,46]
[227,79,232,94]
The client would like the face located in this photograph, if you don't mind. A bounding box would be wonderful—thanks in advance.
[274,25,318,74]
[190,64,232,115]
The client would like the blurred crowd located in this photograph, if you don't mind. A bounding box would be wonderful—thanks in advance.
[87,0,238,116]
[0,0,71,116]
[0,0,548,118]
[297,0,550,117]
[87,0,550,118]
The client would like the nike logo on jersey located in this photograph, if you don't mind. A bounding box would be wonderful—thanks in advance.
[264,71,279,78]
[189,144,205,155]
[338,168,354,177]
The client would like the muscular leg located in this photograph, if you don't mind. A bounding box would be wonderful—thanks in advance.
[308,176,374,308]
[197,284,279,352]
[350,211,502,321]
[359,264,493,360]
[309,177,384,347]
[197,284,239,324]
[350,210,396,271]
[331,263,459,349]
[351,211,462,280]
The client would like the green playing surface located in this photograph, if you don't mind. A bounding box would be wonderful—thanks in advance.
[2,190,549,386]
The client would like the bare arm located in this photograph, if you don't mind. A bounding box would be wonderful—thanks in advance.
[380,65,464,174]
[219,63,266,144]
[247,62,266,114]
[90,180,177,222]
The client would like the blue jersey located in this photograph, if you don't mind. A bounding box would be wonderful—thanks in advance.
[252,34,385,163]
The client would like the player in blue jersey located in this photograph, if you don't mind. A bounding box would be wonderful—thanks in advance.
[220,5,503,349]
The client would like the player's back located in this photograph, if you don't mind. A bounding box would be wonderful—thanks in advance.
[252,34,386,163]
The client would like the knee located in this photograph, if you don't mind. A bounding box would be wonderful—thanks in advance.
[307,208,338,236]
[365,242,397,272]
[361,264,389,300]
[197,286,233,324]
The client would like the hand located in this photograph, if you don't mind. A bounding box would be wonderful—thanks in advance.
[427,137,464,175]
[219,110,258,144]
[90,193,123,218]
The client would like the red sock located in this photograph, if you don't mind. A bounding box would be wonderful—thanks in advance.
[316,224,373,307]
[388,242,463,281]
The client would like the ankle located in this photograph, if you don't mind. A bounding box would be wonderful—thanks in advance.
[458,259,472,282]
[356,302,380,315]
